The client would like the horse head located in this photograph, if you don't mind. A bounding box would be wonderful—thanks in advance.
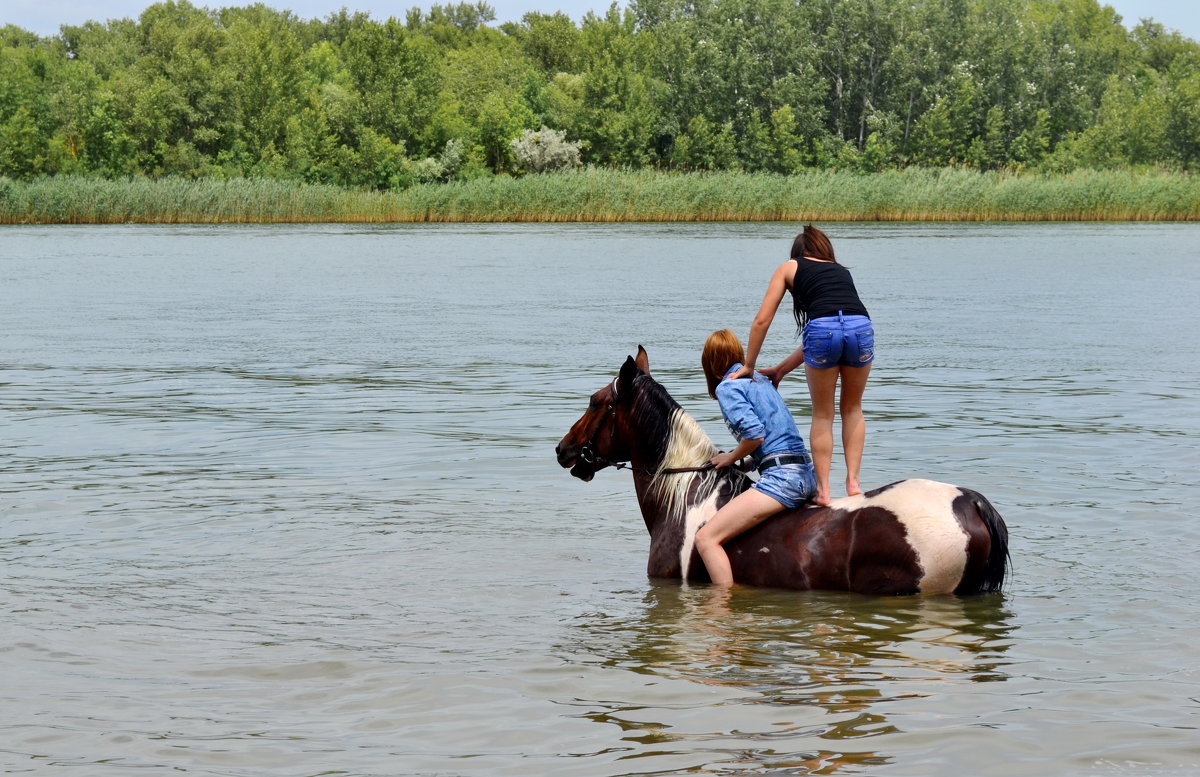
[556,346,650,481]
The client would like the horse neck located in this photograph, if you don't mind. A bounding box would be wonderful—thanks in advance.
[624,389,720,536]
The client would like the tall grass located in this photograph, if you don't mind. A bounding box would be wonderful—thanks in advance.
[1,168,1198,224]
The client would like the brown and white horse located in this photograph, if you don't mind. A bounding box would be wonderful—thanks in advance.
[556,347,1009,595]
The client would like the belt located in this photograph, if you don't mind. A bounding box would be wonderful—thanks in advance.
[758,452,812,472]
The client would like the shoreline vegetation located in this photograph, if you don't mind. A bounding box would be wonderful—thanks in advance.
[2,168,1198,224]
[5,1,1200,220]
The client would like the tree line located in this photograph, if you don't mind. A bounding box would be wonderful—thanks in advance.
[2,0,1199,189]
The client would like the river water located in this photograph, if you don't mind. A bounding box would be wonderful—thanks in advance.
[2,222,1198,776]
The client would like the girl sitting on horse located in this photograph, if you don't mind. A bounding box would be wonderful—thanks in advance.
[697,329,817,586]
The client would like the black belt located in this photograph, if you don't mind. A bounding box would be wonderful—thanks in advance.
[758,452,812,472]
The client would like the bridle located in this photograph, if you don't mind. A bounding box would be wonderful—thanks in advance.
[577,377,715,476]
[576,379,624,470]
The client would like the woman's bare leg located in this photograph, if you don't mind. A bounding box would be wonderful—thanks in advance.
[694,489,785,586]
[838,363,871,496]
[804,364,840,506]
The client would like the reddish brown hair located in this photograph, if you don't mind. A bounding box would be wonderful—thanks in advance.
[790,224,836,262]
[702,329,746,398]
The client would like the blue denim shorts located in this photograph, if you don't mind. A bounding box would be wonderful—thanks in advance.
[803,313,875,368]
[754,463,817,509]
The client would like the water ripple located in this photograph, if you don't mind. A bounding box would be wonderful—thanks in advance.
[3,223,1199,776]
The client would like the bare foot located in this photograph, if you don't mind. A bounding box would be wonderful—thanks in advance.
[813,491,831,506]
[846,479,862,497]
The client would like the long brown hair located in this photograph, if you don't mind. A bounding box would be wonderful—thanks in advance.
[790,224,836,263]
[702,329,746,398]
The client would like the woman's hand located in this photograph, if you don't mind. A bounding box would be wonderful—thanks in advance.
[711,438,762,469]
[757,365,782,387]
[726,364,752,381]
[764,346,805,387]
[709,451,740,469]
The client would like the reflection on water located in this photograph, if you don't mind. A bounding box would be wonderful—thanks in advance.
[561,582,1014,773]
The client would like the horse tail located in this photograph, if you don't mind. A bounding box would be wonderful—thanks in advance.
[957,489,1010,594]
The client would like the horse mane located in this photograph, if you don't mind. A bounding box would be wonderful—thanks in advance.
[630,373,725,523]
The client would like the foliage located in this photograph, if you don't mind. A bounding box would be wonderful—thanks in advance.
[510,126,582,173]
[3,169,1198,223]
[1,0,1199,187]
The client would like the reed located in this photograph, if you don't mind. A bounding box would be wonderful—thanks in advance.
[1,169,1197,224]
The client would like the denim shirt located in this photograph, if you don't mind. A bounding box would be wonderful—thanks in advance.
[714,363,808,469]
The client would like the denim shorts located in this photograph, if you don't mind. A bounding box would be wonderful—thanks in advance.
[754,463,817,509]
[803,313,875,368]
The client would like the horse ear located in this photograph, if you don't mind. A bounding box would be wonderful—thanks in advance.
[635,345,650,375]
[617,355,639,398]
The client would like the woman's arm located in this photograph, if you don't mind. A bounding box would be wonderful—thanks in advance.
[761,344,805,387]
[712,381,766,468]
[728,262,792,380]
[710,437,762,469]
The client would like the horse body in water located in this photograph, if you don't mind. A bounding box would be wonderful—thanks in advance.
[556,347,1009,595]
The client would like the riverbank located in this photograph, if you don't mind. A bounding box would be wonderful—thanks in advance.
[2,168,1198,223]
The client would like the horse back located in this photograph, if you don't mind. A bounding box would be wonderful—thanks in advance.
[720,479,1008,595]
[724,499,924,594]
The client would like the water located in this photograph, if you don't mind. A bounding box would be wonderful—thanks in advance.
[2,222,1199,776]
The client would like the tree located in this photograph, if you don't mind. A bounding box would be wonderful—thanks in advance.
[476,91,535,171]
[434,34,540,170]
[510,126,582,172]
[341,19,441,157]
[222,12,305,173]
[575,5,660,167]
[506,11,580,75]
[1163,62,1200,168]
[407,2,497,48]
[0,43,59,175]
[1131,20,1200,74]
[910,67,978,166]
[768,105,806,173]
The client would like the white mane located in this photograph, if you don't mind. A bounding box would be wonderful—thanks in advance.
[650,407,720,522]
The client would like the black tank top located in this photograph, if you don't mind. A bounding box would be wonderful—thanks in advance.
[790,258,869,329]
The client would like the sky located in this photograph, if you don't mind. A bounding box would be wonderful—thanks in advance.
[4,0,1200,41]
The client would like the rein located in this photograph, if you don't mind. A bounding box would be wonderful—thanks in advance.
[615,461,716,475]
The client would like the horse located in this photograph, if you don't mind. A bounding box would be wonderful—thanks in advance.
[555,347,1009,595]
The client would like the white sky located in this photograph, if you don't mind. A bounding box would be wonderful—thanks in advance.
[4,0,1199,42]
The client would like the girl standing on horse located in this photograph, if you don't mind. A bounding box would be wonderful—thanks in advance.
[697,329,817,586]
[728,225,874,506]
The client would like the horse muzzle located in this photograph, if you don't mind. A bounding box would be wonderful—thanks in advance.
[556,441,597,482]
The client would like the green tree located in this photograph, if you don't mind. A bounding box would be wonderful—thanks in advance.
[505,12,580,75]
[0,43,58,175]
[576,5,660,167]
[111,2,238,175]
[1163,61,1200,168]
[79,91,139,174]
[1131,20,1200,74]
[886,0,967,160]
[341,18,441,157]
[671,115,737,170]
[407,2,497,48]
[1009,108,1052,168]
[768,105,806,173]
[476,91,535,171]
[436,34,539,158]
[910,67,978,166]
[221,14,305,173]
